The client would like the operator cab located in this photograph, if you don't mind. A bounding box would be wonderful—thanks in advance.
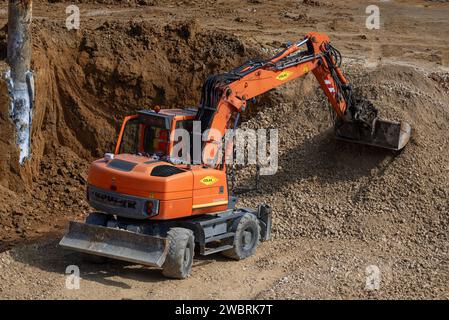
[116,108,197,163]
[88,107,230,221]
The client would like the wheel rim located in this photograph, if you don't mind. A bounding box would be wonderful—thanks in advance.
[183,244,191,266]
[242,227,256,251]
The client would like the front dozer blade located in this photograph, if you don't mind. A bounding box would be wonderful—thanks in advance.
[335,119,412,151]
[59,221,169,267]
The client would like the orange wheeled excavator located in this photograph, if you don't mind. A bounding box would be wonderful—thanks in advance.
[60,32,411,279]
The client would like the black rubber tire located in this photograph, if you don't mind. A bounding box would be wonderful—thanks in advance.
[162,228,195,279]
[85,212,109,226]
[222,213,260,260]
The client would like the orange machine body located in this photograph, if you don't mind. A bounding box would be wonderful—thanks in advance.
[87,109,229,221]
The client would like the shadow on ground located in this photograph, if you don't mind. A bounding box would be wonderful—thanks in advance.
[8,238,165,288]
[8,237,233,289]
[234,130,397,196]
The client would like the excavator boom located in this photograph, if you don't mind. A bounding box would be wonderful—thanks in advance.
[197,32,411,166]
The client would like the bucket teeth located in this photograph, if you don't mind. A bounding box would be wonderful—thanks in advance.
[59,221,169,267]
[335,118,412,151]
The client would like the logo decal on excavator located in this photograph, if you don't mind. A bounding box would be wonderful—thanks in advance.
[92,191,137,209]
[200,176,218,186]
[276,71,293,81]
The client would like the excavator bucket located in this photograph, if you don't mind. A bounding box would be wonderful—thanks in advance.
[335,118,412,151]
[59,221,169,267]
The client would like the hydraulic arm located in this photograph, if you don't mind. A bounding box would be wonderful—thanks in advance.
[196,32,411,166]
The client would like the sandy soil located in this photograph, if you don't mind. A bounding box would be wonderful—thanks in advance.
[0,0,448,299]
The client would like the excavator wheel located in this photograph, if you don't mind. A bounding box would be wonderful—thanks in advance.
[162,228,195,279]
[222,213,260,260]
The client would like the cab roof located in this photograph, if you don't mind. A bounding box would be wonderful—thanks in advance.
[138,108,197,119]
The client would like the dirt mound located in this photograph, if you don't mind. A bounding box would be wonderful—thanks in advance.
[235,64,449,240]
[233,64,449,298]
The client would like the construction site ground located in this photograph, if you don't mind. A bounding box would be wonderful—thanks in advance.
[0,0,448,299]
